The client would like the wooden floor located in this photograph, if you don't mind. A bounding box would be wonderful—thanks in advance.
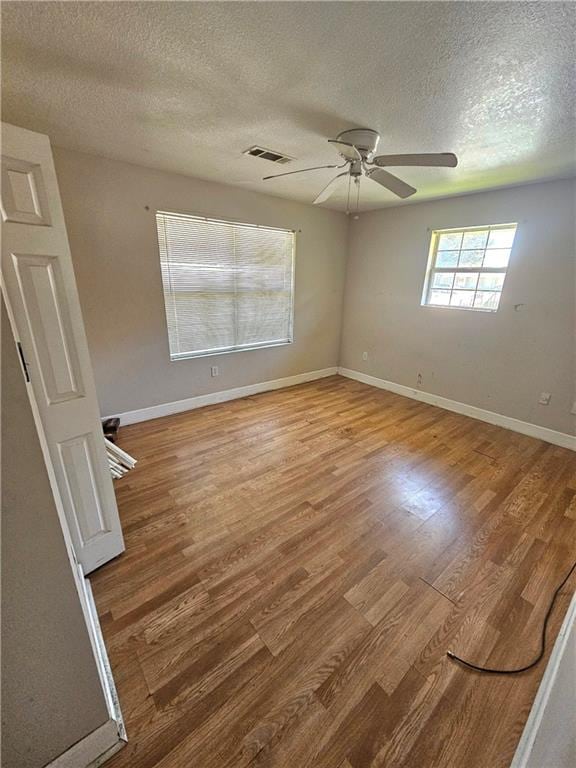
[92,375,576,768]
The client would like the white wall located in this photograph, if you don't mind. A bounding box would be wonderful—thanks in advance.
[524,613,575,768]
[1,301,109,768]
[340,179,576,435]
[512,595,576,768]
[53,148,348,417]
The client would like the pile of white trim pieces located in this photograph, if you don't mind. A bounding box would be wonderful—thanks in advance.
[105,437,137,479]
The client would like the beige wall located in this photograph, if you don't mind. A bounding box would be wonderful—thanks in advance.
[53,148,348,417]
[53,146,574,435]
[1,302,109,768]
[340,179,576,434]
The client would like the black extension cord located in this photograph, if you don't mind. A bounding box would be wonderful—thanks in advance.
[446,559,576,674]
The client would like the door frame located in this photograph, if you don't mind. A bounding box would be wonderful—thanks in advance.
[2,298,127,764]
[1,118,127,764]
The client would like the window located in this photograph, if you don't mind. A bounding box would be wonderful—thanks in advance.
[422,223,517,312]
[156,211,295,359]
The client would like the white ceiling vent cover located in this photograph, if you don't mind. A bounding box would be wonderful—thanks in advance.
[243,146,294,164]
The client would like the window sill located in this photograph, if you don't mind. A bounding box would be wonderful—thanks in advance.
[170,340,293,361]
[422,304,498,313]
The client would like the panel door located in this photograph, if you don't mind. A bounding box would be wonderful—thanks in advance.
[1,122,125,573]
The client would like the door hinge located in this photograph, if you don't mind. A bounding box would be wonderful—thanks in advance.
[17,342,30,382]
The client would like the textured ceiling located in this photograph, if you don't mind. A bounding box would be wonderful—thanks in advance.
[2,1,575,211]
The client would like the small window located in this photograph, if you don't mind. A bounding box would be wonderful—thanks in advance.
[422,224,517,312]
[156,211,295,359]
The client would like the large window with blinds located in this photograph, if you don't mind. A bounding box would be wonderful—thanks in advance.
[156,211,295,359]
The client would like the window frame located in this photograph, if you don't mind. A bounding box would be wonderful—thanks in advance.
[156,209,296,361]
[421,223,517,313]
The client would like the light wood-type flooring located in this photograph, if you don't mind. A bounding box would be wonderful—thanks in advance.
[92,375,576,768]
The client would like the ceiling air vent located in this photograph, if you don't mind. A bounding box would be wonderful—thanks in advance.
[243,146,294,164]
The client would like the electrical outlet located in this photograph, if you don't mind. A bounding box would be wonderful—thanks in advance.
[362,351,368,361]
[417,373,423,386]
[538,392,551,406]
[211,366,219,377]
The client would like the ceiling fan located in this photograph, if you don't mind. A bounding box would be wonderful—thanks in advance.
[262,128,457,213]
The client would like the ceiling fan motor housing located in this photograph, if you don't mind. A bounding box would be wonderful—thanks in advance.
[336,128,380,158]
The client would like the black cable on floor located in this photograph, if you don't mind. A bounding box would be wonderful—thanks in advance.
[446,558,576,674]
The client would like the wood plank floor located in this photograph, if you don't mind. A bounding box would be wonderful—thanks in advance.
[91,375,576,768]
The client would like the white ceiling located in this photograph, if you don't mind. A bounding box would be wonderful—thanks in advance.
[2,1,575,211]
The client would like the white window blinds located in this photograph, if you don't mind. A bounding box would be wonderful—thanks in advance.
[156,211,295,359]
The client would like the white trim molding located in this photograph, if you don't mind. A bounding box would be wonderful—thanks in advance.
[338,368,576,451]
[510,592,576,768]
[45,718,125,768]
[108,367,338,425]
[81,569,126,740]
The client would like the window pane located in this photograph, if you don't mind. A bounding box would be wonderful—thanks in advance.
[450,290,474,308]
[462,230,489,249]
[474,291,501,310]
[437,232,462,250]
[436,250,459,268]
[483,249,510,268]
[426,224,515,312]
[157,212,294,358]
[487,228,516,249]
[432,272,454,289]
[429,289,451,305]
[458,250,484,268]
[478,273,505,291]
[454,272,479,290]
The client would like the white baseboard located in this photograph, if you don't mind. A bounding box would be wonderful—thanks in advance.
[338,368,576,451]
[46,718,125,768]
[510,592,576,768]
[109,367,338,425]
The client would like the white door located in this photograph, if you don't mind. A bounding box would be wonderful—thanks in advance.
[1,122,125,573]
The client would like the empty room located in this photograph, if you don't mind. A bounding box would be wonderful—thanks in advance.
[1,2,575,767]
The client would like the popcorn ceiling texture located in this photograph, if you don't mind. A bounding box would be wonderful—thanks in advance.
[2,1,575,211]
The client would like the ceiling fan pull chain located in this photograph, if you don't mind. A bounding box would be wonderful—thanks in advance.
[346,173,352,215]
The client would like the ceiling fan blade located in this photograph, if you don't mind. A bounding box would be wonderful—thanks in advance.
[313,172,349,205]
[372,153,458,168]
[262,163,340,181]
[328,139,362,162]
[367,168,416,199]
